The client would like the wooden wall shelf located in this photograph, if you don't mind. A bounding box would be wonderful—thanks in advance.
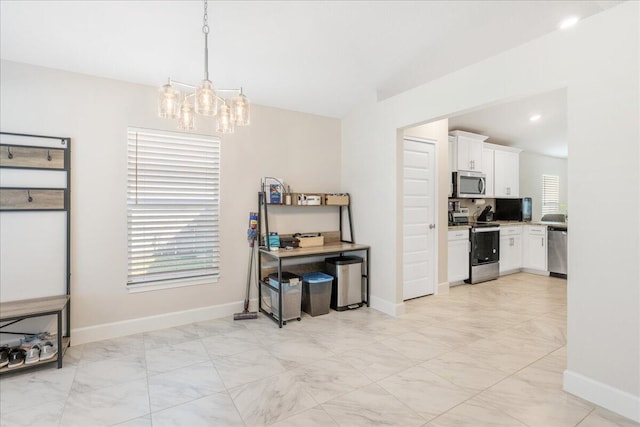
[0,144,66,170]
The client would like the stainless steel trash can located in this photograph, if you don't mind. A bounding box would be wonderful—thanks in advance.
[268,272,302,321]
[325,256,363,311]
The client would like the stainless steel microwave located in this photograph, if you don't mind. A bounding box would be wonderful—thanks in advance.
[452,171,486,198]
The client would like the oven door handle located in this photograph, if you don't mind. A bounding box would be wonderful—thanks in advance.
[471,227,500,233]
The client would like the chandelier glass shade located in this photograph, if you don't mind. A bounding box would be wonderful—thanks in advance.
[158,83,181,119]
[158,0,250,133]
[195,80,218,116]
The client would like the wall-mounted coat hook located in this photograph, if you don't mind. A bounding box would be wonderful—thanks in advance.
[27,190,33,203]
[7,146,13,159]
[47,150,52,161]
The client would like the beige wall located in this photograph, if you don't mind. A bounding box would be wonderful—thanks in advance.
[0,60,341,342]
[403,120,449,291]
[519,152,568,222]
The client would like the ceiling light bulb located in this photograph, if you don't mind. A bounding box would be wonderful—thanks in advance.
[559,16,579,30]
[529,114,541,122]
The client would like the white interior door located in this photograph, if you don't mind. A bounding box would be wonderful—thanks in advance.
[403,138,436,300]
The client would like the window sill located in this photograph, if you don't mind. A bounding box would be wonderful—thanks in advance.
[127,275,219,293]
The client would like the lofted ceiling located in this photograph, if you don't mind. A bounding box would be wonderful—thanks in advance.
[0,1,620,120]
[448,89,568,158]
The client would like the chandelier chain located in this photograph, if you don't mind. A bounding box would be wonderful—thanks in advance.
[203,0,209,80]
[203,0,209,34]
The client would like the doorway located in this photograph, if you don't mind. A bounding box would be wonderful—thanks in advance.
[402,137,437,300]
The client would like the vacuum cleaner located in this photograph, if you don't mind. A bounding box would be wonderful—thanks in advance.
[234,212,259,321]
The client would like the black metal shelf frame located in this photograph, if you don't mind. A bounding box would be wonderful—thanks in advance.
[0,132,71,373]
[256,191,370,328]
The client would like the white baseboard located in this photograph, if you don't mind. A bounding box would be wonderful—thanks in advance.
[521,268,550,276]
[499,269,522,276]
[564,369,640,422]
[437,281,450,295]
[71,299,250,345]
[370,296,405,317]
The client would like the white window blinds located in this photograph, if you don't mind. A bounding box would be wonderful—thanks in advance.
[542,174,560,216]
[127,128,220,287]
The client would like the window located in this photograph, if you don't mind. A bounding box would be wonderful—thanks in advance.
[127,128,220,289]
[542,174,560,216]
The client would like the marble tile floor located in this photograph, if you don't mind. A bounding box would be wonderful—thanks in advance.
[1,273,638,427]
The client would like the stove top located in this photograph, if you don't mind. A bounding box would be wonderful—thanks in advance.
[472,222,500,228]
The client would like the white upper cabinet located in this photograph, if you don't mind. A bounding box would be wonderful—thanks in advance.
[493,148,521,198]
[449,130,487,172]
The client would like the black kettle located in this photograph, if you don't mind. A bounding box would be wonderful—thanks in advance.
[477,205,494,222]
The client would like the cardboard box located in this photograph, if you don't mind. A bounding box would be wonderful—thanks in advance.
[325,194,349,205]
[294,193,324,205]
[297,235,324,247]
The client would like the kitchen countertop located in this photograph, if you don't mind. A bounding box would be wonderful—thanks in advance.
[448,224,471,230]
[448,221,568,230]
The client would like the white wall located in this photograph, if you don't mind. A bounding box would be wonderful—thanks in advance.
[342,2,639,421]
[519,152,568,222]
[0,60,341,344]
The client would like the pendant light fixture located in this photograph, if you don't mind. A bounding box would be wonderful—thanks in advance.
[158,0,250,133]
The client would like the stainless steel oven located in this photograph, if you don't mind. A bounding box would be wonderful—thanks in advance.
[467,224,500,284]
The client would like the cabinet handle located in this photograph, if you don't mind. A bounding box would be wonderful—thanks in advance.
[541,237,544,247]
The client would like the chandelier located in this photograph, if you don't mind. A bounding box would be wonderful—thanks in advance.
[157,0,250,133]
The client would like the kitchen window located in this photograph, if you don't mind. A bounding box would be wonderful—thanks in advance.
[542,174,560,216]
[126,127,220,291]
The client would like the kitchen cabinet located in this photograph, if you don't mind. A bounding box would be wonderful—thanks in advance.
[449,130,487,172]
[499,226,523,274]
[448,229,469,283]
[523,225,548,272]
[494,148,520,198]
[481,147,494,197]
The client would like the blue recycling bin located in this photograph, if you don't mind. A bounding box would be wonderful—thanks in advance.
[301,272,333,316]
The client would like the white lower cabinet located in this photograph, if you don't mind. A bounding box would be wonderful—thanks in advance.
[499,226,523,274]
[448,229,469,283]
[523,225,548,272]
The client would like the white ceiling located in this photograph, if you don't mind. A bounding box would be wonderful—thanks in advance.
[0,0,620,121]
[448,89,568,158]
[0,0,620,118]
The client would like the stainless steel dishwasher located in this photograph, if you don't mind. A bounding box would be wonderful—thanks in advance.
[548,226,567,278]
